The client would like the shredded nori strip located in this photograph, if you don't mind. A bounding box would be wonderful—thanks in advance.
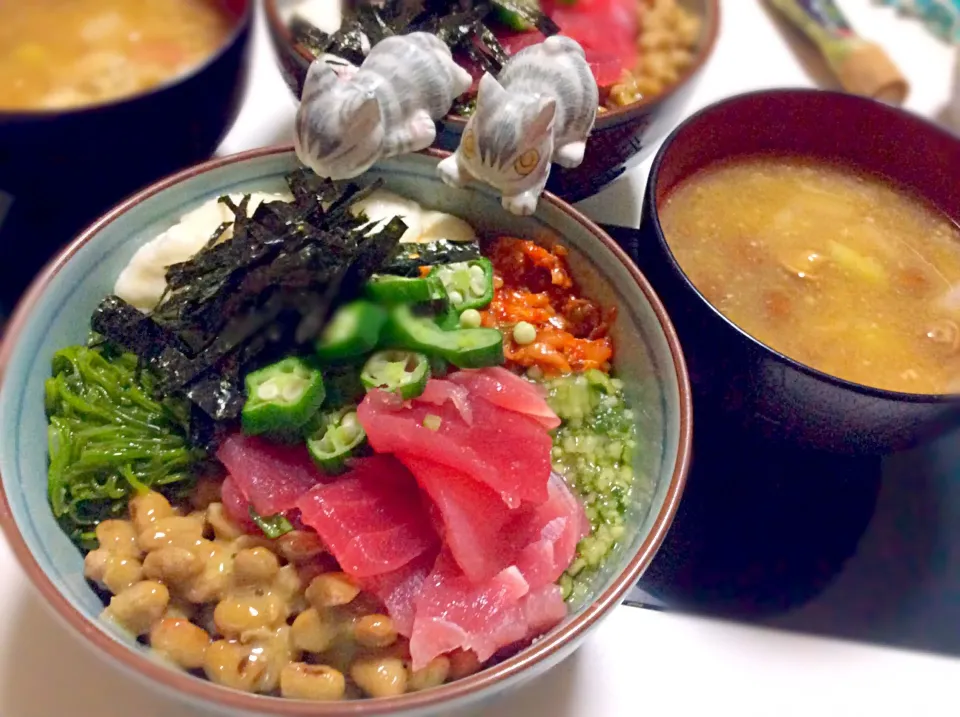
[289,0,558,104]
[381,238,483,276]
[90,296,190,359]
[91,172,408,442]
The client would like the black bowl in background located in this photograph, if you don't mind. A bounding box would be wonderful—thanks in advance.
[634,89,960,455]
[0,0,253,305]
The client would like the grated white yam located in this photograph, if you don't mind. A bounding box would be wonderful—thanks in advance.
[114,192,292,312]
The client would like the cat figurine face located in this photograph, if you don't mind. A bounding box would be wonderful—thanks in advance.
[462,74,556,201]
[437,36,598,216]
[294,61,385,181]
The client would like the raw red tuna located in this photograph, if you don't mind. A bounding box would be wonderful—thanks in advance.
[398,454,590,588]
[357,387,552,509]
[409,550,531,670]
[496,0,639,89]
[399,452,587,587]
[523,583,568,634]
[220,473,257,532]
[217,433,323,516]
[398,455,514,583]
[498,29,544,56]
[407,553,570,670]
[514,472,591,588]
[449,367,560,429]
[295,456,439,578]
[418,378,473,424]
[360,552,436,637]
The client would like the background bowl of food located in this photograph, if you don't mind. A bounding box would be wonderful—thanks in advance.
[633,88,960,455]
[264,0,720,202]
[0,0,253,290]
[0,146,691,714]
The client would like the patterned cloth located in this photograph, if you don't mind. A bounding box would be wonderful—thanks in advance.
[874,0,960,43]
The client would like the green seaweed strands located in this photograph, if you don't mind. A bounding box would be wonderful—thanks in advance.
[45,344,207,550]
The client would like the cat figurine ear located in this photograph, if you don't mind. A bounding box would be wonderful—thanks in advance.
[476,72,507,104]
[437,38,598,216]
[352,93,381,135]
[527,96,557,140]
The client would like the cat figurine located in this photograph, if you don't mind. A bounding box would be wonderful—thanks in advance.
[436,35,599,216]
[295,32,473,181]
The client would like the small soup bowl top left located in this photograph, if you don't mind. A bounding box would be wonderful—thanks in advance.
[0,0,254,276]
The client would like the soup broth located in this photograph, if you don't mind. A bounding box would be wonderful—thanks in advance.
[660,156,960,394]
[0,0,233,111]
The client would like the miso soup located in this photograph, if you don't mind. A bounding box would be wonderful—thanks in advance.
[0,0,234,111]
[659,156,960,394]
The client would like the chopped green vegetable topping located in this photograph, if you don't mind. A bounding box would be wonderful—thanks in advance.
[430,258,494,312]
[241,356,325,437]
[315,300,388,363]
[306,407,367,474]
[494,2,536,30]
[380,304,504,369]
[513,321,537,346]
[248,506,294,539]
[459,308,482,329]
[364,274,443,304]
[361,350,430,400]
[46,344,207,550]
[542,372,640,603]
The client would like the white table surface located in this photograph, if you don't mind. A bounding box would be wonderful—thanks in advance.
[2,2,959,716]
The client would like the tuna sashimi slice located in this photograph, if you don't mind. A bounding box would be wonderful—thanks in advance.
[498,0,640,88]
[514,472,591,588]
[407,554,567,670]
[523,583,568,634]
[400,453,588,586]
[217,433,323,516]
[417,378,473,424]
[398,455,515,583]
[360,552,436,637]
[296,456,438,578]
[449,367,560,429]
[220,473,258,532]
[409,551,531,670]
[358,387,552,508]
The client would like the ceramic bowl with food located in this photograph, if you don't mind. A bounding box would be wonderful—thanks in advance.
[0,0,253,266]
[634,89,960,455]
[0,147,691,715]
[264,0,720,202]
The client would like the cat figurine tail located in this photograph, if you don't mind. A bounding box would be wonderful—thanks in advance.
[437,35,599,216]
[295,31,473,181]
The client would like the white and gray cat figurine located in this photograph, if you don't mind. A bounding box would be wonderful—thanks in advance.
[295,32,473,181]
[436,35,599,216]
